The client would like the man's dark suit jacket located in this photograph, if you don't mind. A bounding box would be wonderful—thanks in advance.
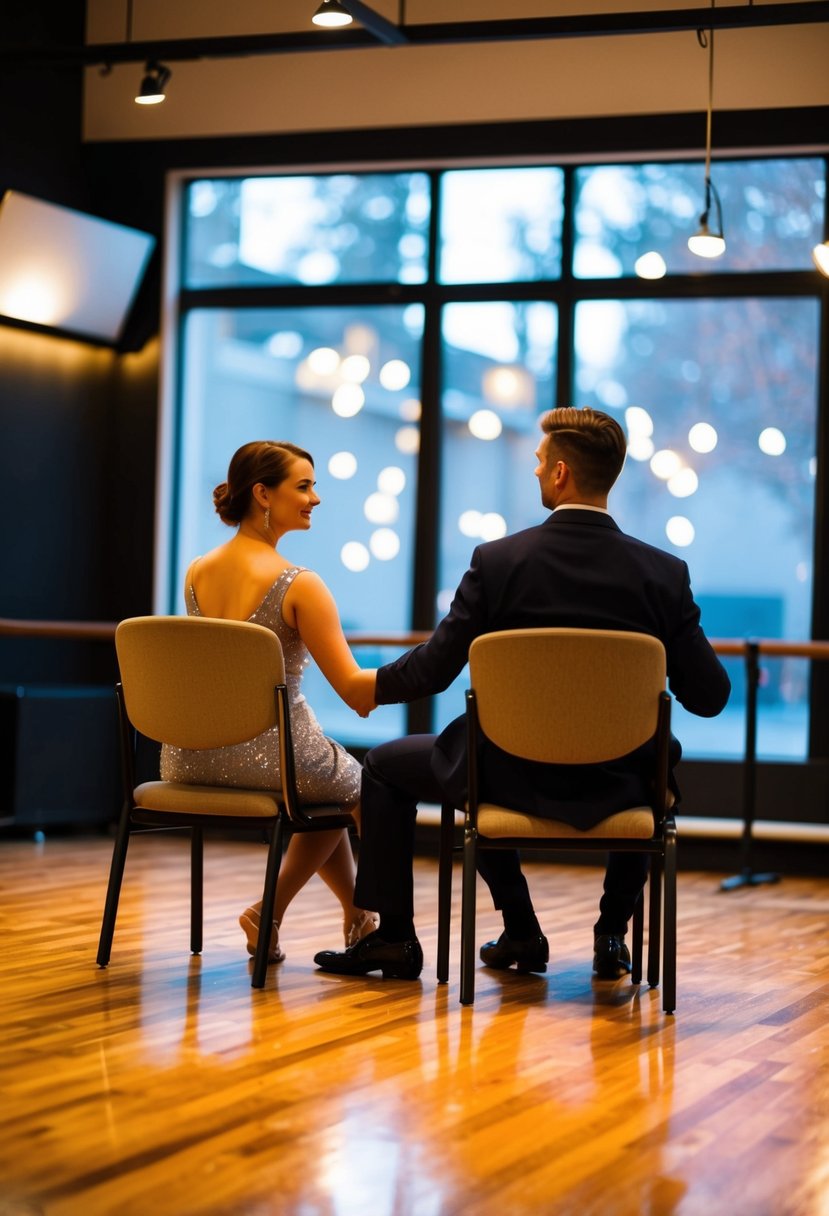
[375,509,731,828]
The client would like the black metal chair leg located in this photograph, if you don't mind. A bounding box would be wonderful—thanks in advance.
[459,826,478,1006]
[436,802,455,984]
[662,823,677,1014]
[631,886,644,985]
[190,826,204,955]
[96,803,133,967]
[252,818,285,989]
[647,851,663,989]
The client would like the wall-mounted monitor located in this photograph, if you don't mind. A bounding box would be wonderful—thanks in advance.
[0,190,156,344]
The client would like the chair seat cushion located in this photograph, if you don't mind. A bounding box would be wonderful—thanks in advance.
[134,780,281,818]
[478,804,656,839]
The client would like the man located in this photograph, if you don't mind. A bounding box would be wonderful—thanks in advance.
[316,407,731,982]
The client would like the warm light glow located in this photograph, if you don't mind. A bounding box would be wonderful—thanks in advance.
[812,241,829,277]
[479,512,508,541]
[400,398,421,421]
[634,251,667,280]
[135,63,171,105]
[395,426,420,454]
[666,516,695,547]
[369,528,400,560]
[758,427,787,456]
[625,406,654,437]
[650,449,682,480]
[331,383,365,417]
[340,354,370,383]
[481,365,533,408]
[328,451,357,480]
[688,231,726,258]
[457,509,506,540]
[667,468,699,498]
[377,466,406,495]
[688,422,718,453]
[364,492,399,525]
[0,275,63,326]
[343,322,376,354]
[379,359,412,391]
[266,331,303,358]
[459,510,483,537]
[436,588,454,615]
[627,436,655,462]
[308,346,340,375]
[341,541,369,571]
[312,0,353,27]
[468,409,502,440]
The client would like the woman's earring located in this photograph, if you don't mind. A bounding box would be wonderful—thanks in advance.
[264,507,271,533]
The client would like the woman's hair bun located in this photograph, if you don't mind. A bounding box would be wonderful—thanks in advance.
[213,481,241,526]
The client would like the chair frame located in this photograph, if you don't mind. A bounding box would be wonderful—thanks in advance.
[97,620,355,989]
[435,630,676,1013]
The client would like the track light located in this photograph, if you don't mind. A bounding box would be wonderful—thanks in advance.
[688,17,725,260]
[135,61,171,105]
[813,241,829,278]
[688,177,726,258]
[312,1,353,27]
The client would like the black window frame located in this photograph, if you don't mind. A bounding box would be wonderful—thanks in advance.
[170,151,829,760]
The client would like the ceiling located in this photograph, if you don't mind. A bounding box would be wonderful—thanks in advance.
[4,1,828,67]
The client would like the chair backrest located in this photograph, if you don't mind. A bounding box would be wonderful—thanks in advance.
[115,616,285,750]
[468,628,667,764]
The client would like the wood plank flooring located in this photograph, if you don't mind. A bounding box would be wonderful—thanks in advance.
[1,834,828,1216]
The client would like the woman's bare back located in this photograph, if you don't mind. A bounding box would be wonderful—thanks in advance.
[187,535,299,625]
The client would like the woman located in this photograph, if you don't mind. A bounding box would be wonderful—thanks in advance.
[161,440,377,963]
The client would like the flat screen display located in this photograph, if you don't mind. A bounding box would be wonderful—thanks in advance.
[0,190,155,343]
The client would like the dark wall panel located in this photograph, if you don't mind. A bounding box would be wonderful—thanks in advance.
[0,0,87,211]
[0,0,156,689]
[103,341,160,624]
[0,328,117,683]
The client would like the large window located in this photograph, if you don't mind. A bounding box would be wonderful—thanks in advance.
[176,302,424,746]
[184,172,431,287]
[167,158,826,760]
[573,159,823,276]
[574,296,819,756]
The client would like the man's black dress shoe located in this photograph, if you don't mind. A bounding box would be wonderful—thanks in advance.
[479,931,549,973]
[313,930,423,980]
[593,934,631,979]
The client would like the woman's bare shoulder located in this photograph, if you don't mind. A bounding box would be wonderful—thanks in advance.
[285,567,330,600]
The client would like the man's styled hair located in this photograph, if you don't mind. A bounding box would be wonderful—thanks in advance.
[539,407,627,496]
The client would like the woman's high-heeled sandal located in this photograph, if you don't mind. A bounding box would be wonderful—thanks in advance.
[239,906,285,964]
[344,910,378,949]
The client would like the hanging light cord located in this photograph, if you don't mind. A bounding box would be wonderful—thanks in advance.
[696,0,715,188]
[704,22,714,187]
[695,0,723,236]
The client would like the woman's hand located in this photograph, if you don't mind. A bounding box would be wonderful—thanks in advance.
[347,668,377,718]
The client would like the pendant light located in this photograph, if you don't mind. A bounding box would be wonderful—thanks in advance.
[688,13,725,259]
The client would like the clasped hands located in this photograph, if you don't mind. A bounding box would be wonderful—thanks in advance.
[349,668,379,718]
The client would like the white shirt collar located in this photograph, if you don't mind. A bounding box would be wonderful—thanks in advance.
[552,503,611,515]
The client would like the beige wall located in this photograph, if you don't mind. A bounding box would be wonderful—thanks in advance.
[83,1,829,144]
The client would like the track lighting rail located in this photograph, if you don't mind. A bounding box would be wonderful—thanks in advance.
[2,3,826,67]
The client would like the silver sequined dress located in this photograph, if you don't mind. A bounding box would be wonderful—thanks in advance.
[160,566,362,804]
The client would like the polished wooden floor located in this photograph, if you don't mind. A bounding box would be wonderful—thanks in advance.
[1,834,828,1216]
